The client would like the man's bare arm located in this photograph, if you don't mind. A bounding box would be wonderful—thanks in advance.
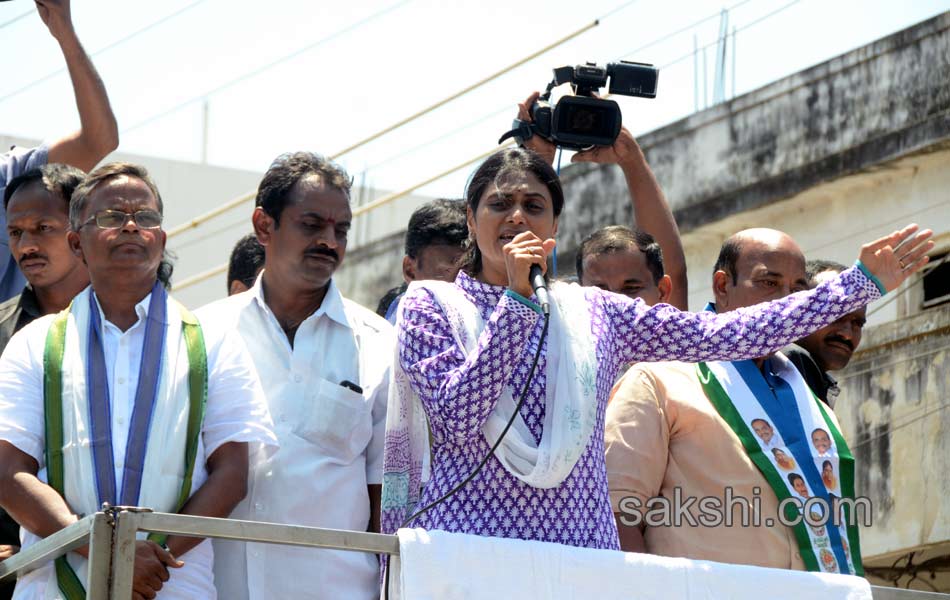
[367,484,381,534]
[614,513,647,553]
[163,442,249,559]
[0,441,83,551]
[516,92,688,308]
[573,128,689,310]
[37,0,119,171]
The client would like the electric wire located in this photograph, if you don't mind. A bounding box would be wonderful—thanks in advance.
[168,0,822,290]
[616,0,757,60]
[0,8,33,31]
[360,0,771,180]
[0,0,209,105]
[330,0,653,159]
[122,0,411,135]
[329,20,600,160]
[654,0,802,72]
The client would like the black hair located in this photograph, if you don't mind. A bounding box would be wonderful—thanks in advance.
[157,253,175,290]
[4,163,86,210]
[805,259,848,287]
[713,236,743,284]
[405,198,467,262]
[787,473,805,486]
[576,225,664,284]
[256,151,352,226]
[68,162,174,289]
[376,283,408,319]
[227,234,265,292]
[458,147,563,276]
[70,162,164,231]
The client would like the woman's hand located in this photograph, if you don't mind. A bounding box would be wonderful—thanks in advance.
[504,231,556,299]
[858,223,933,292]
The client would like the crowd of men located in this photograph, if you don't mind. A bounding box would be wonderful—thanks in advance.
[0,2,894,600]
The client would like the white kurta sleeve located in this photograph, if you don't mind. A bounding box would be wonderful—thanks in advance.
[202,325,279,458]
[0,319,50,464]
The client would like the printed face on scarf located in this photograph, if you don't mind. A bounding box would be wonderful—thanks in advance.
[751,418,774,445]
[812,429,832,454]
[468,171,557,285]
[70,175,166,283]
[772,448,794,470]
[790,474,809,498]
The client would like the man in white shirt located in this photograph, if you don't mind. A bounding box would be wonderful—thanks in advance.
[0,162,276,600]
[199,152,392,600]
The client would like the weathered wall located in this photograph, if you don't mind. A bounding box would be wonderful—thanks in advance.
[835,305,950,590]
[558,10,950,236]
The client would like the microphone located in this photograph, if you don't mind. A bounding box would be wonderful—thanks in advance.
[529,264,550,315]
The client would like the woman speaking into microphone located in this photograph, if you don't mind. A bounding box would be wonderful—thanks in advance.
[381,146,931,550]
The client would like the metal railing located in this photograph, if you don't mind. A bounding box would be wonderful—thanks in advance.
[1,508,947,599]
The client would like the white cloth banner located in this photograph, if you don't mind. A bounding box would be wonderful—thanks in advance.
[394,528,872,600]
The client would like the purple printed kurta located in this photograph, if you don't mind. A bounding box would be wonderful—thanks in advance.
[396,268,880,549]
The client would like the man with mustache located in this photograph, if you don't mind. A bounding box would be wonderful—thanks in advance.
[200,152,393,600]
[0,0,118,305]
[0,165,88,369]
[0,164,87,600]
[605,227,931,575]
[0,162,276,599]
[786,261,866,407]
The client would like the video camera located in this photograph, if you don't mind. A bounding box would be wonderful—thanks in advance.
[499,61,658,151]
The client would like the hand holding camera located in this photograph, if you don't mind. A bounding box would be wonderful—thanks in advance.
[501,61,658,151]
[515,91,643,169]
[516,91,557,164]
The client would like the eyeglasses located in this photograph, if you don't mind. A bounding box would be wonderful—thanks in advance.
[82,209,163,230]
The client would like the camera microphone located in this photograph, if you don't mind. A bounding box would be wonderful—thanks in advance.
[529,264,550,315]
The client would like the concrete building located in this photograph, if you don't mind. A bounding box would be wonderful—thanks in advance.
[343,11,950,591]
[554,12,950,592]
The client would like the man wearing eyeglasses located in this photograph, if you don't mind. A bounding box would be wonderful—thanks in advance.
[0,162,277,600]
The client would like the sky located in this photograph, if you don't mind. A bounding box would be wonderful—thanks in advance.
[1,0,948,208]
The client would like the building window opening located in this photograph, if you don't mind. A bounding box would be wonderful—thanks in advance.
[922,252,950,309]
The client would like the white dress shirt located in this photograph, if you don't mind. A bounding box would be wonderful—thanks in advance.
[197,276,392,600]
[0,288,277,600]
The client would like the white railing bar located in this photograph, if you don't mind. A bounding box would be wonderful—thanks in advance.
[3,510,949,600]
[85,512,114,600]
[0,514,97,582]
[132,511,400,555]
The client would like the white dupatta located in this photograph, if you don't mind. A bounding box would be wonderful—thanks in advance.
[382,279,598,533]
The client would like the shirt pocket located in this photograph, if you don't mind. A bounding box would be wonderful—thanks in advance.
[292,377,373,464]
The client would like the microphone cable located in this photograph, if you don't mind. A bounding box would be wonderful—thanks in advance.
[383,311,552,598]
